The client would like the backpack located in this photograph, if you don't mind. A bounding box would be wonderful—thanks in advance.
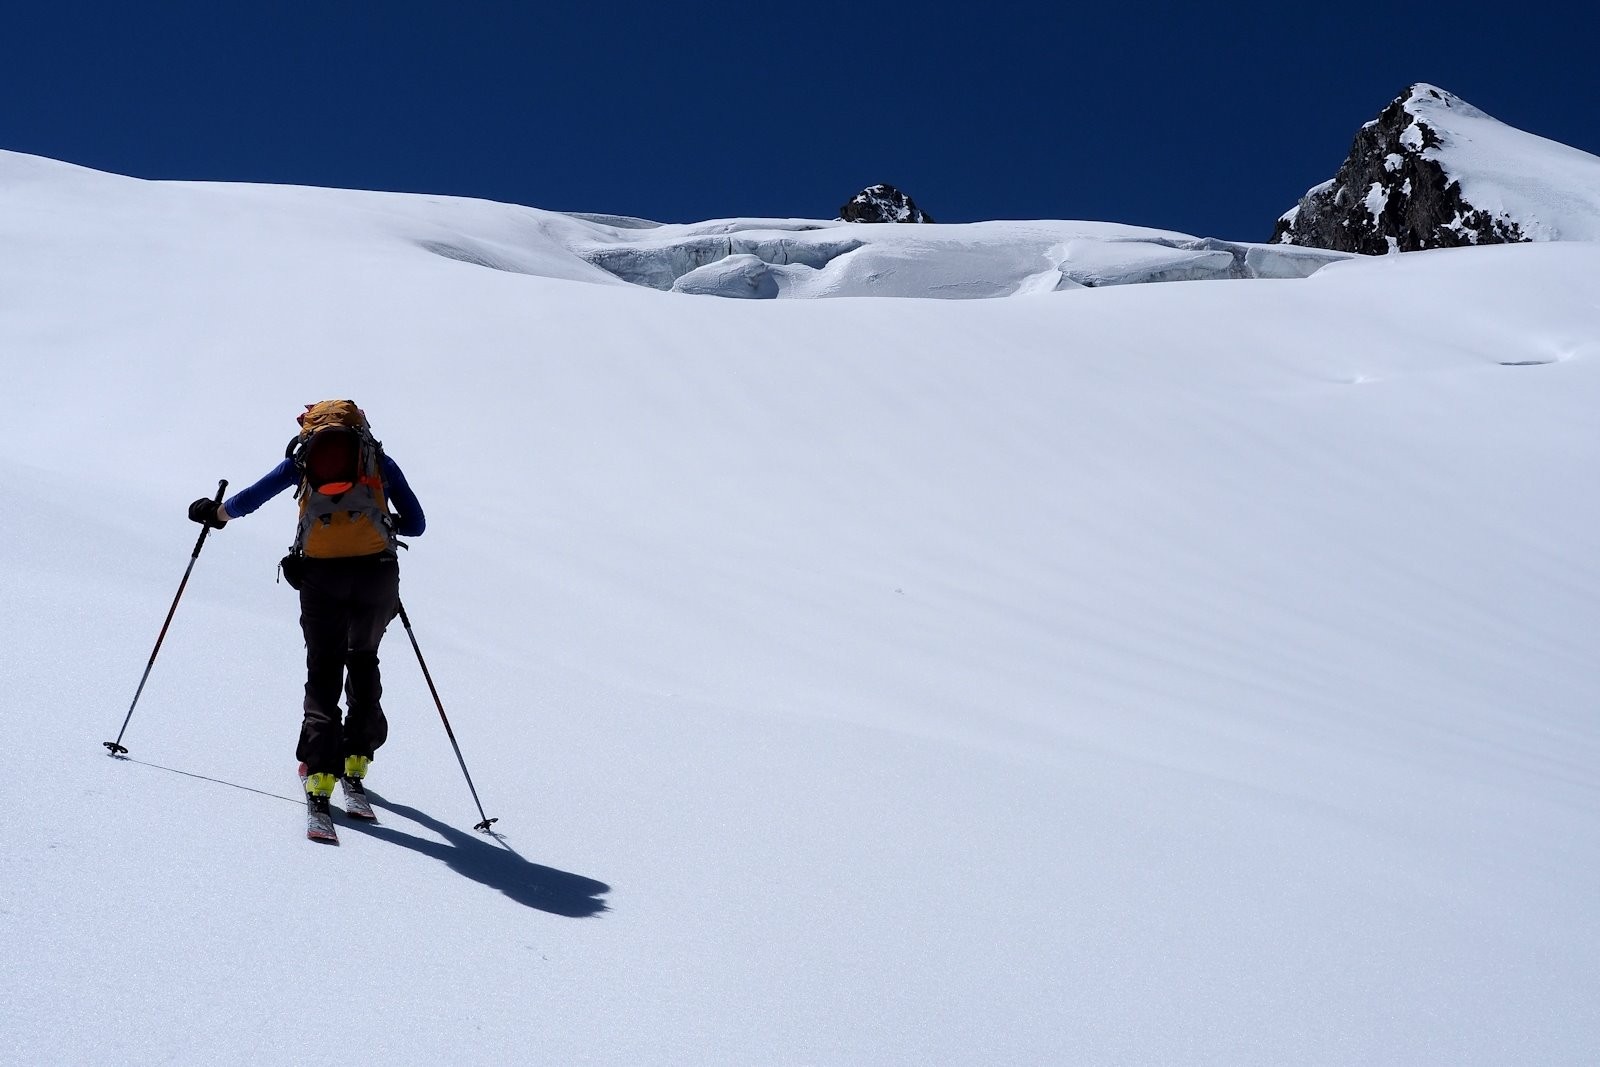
[283,400,397,560]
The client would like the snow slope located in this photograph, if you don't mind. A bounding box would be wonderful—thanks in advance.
[1396,83,1600,243]
[1277,82,1600,251]
[3,150,1600,1065]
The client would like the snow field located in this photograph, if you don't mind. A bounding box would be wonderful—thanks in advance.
[3,151,1599,1064]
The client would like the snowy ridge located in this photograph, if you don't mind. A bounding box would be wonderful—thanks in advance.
[0,151,1346,301]
[4,149,1600,1065]
[1399,83,1600,242]
[1275,83,1600,252]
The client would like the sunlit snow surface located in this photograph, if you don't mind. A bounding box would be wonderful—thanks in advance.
[1401,84,1600,243]
[1393,84,1600,244]
[569,217,1347,298]
[3,150,1600,1065]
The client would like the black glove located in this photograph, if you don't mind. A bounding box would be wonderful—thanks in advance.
[188,497,227,529]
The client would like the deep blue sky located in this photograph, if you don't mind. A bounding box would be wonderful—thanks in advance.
[4,2,1595,240]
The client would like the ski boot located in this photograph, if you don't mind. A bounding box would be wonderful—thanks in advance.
[339,755,376,821]
[300,767,339,843]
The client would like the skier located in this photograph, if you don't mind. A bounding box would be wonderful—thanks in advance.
[187,400,425,838]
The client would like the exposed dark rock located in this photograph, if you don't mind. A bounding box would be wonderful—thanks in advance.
[838,184,935,224]
[1273,84,1527,254]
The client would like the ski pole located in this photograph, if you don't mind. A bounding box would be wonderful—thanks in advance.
[104,479,228,756]
[396,599,499,832]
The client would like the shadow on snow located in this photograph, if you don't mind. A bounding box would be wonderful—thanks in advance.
[111,754,610,918]
[349,792,611,919]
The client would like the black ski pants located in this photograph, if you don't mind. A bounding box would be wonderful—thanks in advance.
[294,555,400,777]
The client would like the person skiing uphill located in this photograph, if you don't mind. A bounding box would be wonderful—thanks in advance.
[187,400,425,834]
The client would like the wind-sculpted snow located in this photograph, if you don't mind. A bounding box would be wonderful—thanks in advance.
[578,231,868,292]
[8,138,1339,302]
[572,219,1348,298]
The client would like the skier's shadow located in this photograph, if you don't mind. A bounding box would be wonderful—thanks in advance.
[346,794,610,918]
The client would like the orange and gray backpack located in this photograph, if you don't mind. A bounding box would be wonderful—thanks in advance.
[283,400,397,559]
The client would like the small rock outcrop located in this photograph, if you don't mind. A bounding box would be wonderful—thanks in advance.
[838,184,935,224]
[1272,84,1527,254]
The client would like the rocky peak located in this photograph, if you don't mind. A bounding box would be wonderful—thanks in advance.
[838,183,935,224]
[1272,83,1529,253]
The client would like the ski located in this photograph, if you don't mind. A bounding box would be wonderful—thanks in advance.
[299,770,339,844]
[305,794,339,843]
[340,776,377,821]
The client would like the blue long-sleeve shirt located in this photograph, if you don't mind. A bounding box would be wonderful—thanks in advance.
[224,453,426,537]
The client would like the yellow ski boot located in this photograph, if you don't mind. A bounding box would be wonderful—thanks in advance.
[340,756,376,821]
